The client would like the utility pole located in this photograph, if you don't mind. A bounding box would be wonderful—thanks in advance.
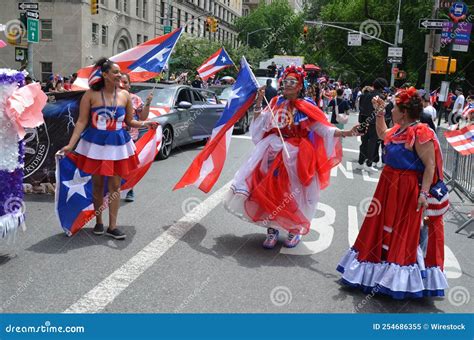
[390,0,402,87]
[424,0,440,92]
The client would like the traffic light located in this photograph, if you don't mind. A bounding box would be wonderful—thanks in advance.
[91,0,99,15]
[303,25,308,39]
[211,18,219,33]
[205,17,212,32]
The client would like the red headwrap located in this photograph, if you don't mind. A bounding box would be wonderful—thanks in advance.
[395,86,418,105]
[282,65,306,85]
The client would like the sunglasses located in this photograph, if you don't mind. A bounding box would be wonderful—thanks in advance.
[283,79,299,86]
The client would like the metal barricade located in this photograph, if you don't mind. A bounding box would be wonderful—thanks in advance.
[437,127,473,236]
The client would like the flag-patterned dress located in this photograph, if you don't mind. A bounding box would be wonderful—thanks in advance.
[224,96,342,235]
[337,123,449,299]
[75,105,139,177]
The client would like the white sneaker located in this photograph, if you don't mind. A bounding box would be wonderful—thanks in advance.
[354,163,364,170]
[363,164,379,173]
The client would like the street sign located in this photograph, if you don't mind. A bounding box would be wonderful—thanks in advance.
[449,2,468,22]
[441,22,471,52]
[27,18,39,43]
[15,47,27,62]
[418,19,448,29]
[163,25,172,34]
[388,47,403,57]
[347,33,362,46]
[387,57,402,64]
[26,11,39,19]
[18,2,38,10]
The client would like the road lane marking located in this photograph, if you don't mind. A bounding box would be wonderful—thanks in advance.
[232,135,252,140]
[64,181,232,313]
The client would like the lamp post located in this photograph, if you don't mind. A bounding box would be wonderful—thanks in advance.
[246,27,271,46]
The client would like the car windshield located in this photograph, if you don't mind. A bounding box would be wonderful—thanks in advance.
[256,77,278,89]
[135,87,175,107]
[219,87,233,100]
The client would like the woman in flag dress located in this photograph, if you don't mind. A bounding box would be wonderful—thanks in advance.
[224,66,364,248]
[60,58,157,239]
[337,87,449,299]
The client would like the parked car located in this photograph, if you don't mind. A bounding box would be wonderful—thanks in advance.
[217,86,252,134]
[134,84,225,160]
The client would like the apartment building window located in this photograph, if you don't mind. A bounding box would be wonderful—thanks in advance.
[123,0,128,13]
[144,35,148,42]
[40,19,52,40]
[177,9,181,27]
[92,23,99,45]
[184,12,188,32]
[101,25,108,45]
[41,62,52,82]
[136,0,141,17]
[190,16,194,34]
[143,0,148,20]
[115,0,120,10]
[160,1,165,24]
[137,34,142,45]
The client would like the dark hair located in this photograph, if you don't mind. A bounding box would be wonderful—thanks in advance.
[373,77,388,90]
[266,78,272,86]
[90,57,116,91]
[396,93,423,120]
[336,88,343,96]
[455,87,463,93]
[121,73,131,83]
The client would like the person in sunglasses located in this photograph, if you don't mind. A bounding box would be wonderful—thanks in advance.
[224,66,364,249]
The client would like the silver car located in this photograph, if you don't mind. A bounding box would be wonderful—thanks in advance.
[134,84,225,160]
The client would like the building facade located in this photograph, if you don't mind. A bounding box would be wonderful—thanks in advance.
[0,0,241,81]
[155,0,241,48]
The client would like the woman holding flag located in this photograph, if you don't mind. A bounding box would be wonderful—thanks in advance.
[59,58,157,239]
[224,66,364,249]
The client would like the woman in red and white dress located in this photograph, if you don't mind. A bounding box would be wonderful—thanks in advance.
[60,58,157,239]
[337,87,449,299]
[224,66,364,249]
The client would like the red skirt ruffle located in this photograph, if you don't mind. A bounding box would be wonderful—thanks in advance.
[75,153,139,177]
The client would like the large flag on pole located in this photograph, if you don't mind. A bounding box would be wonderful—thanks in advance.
[197,47,235,81]
[73,28,183,90]
[444,125,474,156]
[174,57,259,193]
[55,127,162,236]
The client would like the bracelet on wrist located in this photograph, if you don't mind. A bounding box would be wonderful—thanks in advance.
[419,190,429,199]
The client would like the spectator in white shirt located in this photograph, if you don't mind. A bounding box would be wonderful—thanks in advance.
[451,88,465,128]
[422,94,437,122]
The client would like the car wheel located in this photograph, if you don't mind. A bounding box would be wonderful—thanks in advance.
[157,125,173,160]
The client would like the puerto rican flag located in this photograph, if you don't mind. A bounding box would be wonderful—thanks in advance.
[444,125,474,156]
[197,48,235,81]
[73,28,183,90]
[174,57,258,193]
[462,102,474,119]
[55,127,162,236]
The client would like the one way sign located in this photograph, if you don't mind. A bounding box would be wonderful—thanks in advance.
[387,57,402,64]
[18,2,39,10]
[419,19,448,29]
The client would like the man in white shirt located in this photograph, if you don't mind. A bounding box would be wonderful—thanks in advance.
[451,88,465,128]
[422,94,437,121]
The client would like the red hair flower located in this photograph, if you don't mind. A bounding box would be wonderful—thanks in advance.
[395,86,417,105]
[282,65,306,85]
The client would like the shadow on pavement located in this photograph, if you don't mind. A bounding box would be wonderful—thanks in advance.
[26,225,136,254]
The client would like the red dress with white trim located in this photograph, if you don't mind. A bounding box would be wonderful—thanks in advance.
[75,105,139,177]
[337,123,449,299]
[224,96,342,235]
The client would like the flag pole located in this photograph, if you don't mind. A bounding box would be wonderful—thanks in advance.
[262,95,290,159]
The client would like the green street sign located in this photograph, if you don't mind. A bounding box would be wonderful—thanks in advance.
[163,25,172,34]
[27,18,39,43]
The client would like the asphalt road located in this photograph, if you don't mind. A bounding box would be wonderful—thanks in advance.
[1,115,472,314]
